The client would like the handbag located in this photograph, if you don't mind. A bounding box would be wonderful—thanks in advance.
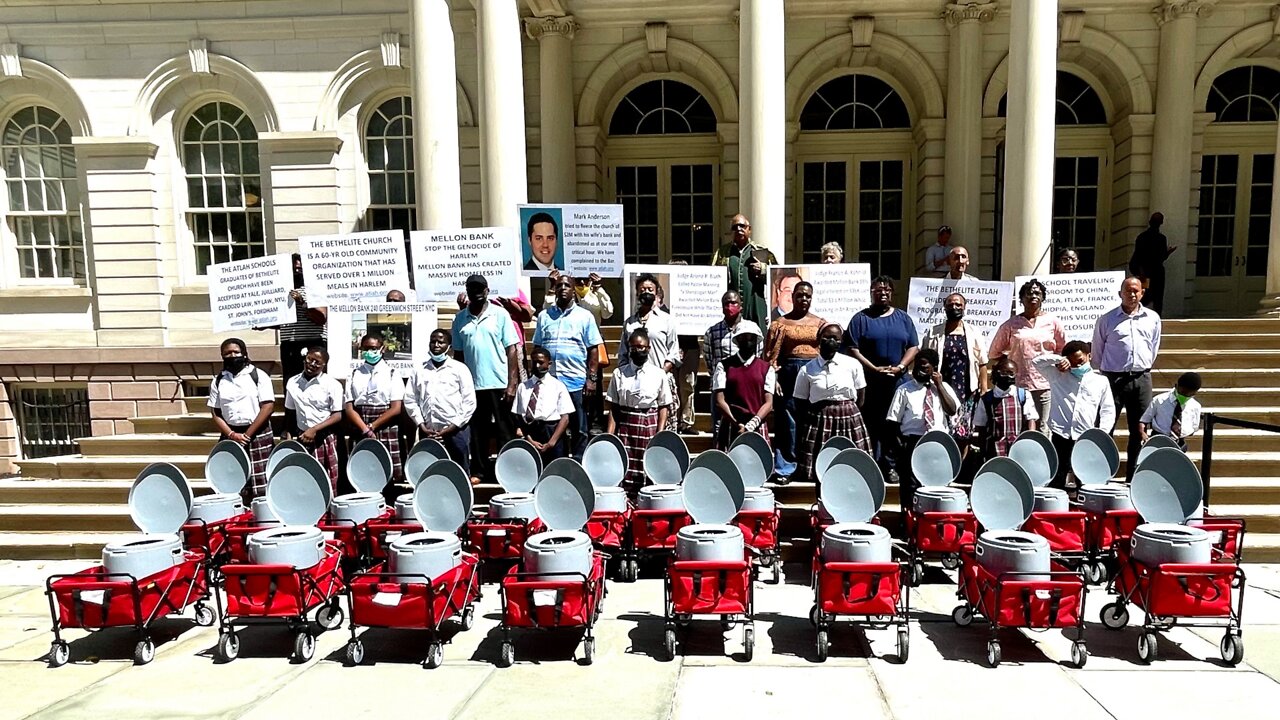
[596,342,612,369]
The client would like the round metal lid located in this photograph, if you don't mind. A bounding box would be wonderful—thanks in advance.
[413,459,473,532]
[1072,428,1120,486]
[495,439,542,493]
[1131,447,1203,524]
[205,440,249,495]
[1008,430,1058,488]
[265,452,332,526]
[267,440,306,479]
[815,436,857,483]
[912,430,962,486]
[347,437,392,493]
[405,438,450,488]
[728,432,771,488]
[820,448,885,524]
[128,462,193,534]
[971,457,1035,531]
[682,450,744,525]
[583,434,628,488]
[1137,434,1181,467]
[534,458,595,531]
[643,430,689,486]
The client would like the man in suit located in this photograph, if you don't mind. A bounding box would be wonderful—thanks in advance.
[525,211,561,271]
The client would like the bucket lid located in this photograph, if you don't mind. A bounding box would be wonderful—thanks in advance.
[912,430,962,486]
[534,458,595,531]
[1008,430,1058,488]
[265,452,332,526]
[820,448,885,523]
[1137,434,1181,466]
[347,437,392,492]
[682,450,744,525]
[267,440,306,478]
[1131,447,1203,524]
[643,430,689,486]
[583,434,628,487]
[405,438,450,488]
[728,432,771,488]
[1071,428,1120,486]
[413,459,473,532]
[205,440,249,495]
[815,436,857,483]
[971,457,1034,531]
[495,439,542,493]
[128,462,193,534]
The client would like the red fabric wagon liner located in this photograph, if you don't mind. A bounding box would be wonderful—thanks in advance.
[49,550,210,630]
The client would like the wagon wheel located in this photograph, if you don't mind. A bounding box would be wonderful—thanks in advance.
[896,629,910,663]
[1136,632,1158,664]
[743,625,755,662]
[1220,634,1244,667]
[941,553,961,570]
[1099,602,1129,630]
[217,632,240,662]
[133,637,156,665]
[910,560,925,587]
[345,639,365,666]
[1071,641,1088,668]
[582,637,596,666]
[986,640,1001,668]
[499,641,515,668]
[193,603,216,627]
[816,629,829,663]
[951,605,974,627]
[663,627,678,661]
[48,641,70,668]
[1084,561,1105,585]
[293,631,316,663]
[460,605,476,631]
[315,599,344,631]
[809,604,821,627]
[425,642,444,669]
[768,561,782,585]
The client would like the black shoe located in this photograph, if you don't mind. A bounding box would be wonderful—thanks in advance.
[771,474,792,487]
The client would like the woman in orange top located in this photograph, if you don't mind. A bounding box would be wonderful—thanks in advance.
[764,281,825,484]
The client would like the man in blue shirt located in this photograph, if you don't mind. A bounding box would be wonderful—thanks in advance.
[452,274,520,483]
[533,273,603,460]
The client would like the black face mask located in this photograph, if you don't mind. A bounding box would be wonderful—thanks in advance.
[638,291,656,306]
[994,374,1016,390]
[223,356,248,373]
[737,343,757,360]
[944,307,964,321]
[819,337,841,357]
[629,350,650,366]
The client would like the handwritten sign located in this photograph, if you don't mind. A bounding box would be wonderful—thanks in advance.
[411,227,520,303]
[907,277,1015,346]
[518,203,625,278]
[622,264,728,335]
[327,302,439,380]
[767,263,872,325]
[298,230,410,304]
[207,253,294,333]
[1015,271,1125,342]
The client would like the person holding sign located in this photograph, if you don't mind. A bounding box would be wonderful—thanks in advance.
[793,323,871,486]
[343,333,405,485]
[713,214,777,327]
[266,254,327,385]
[1092,276,1162,480]
[512,346,574,462]
[207,338,275,502]
[1033,341,1117,490]
[764,281,825,484]
[533,273,603,460]
[404,329,476,476]
[1054,248,1080,274]
[607,328,673,495]
[284,347,345,493]
[712,321,774,451]
[618,273,681,432]
[988,279,1066,429]
[452,275,520,484]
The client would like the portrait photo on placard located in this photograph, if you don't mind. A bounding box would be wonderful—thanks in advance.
[350,311,414,362]
[770,266,809,320]
[520,206,565,275]
[626,270,671,316]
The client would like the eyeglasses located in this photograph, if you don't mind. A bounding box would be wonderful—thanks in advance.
[731,223,749,230]
[723,300,741,306]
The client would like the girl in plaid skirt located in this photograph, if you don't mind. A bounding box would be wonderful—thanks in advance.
[284,346,345,494]
[794,324,872,485]
[208,337,275,502]
[606,329,672,496]
[344,333,405,485]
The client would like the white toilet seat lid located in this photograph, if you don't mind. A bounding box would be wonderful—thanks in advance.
[535,458,595,531]
[128,463,193,534]
[205,440,249,495]
[682,450,744,525]
[265,453,332,526]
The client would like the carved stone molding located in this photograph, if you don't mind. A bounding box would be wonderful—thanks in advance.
[1153,1,1215,26]
[188,38,210,75]
[1060,11,1086,45]
[380,33,401,68]
[942,2,998,27]
[1,44,21,78]
[524,14,579,41]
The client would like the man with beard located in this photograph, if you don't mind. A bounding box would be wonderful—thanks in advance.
[712,214,777,328]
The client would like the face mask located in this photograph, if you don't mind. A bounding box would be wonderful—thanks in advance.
[737,343,756,360]
[1175,392,1191,406]
[944,307,964,321]
[819,337,841,356]
[629,350,649,366]
[430,351,449,364]
[638,291,656,306]
[724,305,742,320]
[223,356,247,373]
[532,365,550,378]
[575,285,590,298]
[993,374,1016,391]
[362,349,382,365]
[1070,364,1091,379]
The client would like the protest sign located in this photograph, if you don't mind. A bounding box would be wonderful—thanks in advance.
[298,230,410,303]
[518,203,624,278]
[907,277,1014,345]
[327,302,438,380]
[1014,271,1124,342]
[767,263,872,325]
[411,227,520,303]
[621,264,727,335]
[207,253,294,333]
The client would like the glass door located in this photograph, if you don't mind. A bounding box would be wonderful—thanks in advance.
[612,161,718,264]
[798,154,909,278]
[1195,153,1270,315]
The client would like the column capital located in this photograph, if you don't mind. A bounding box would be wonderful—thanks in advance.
[942,2,998,27]
[524,14,578,41]
[1152,1,1214,26]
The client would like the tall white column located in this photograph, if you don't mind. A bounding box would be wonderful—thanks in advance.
[739,0,786,261]
[525,15,578,203]
[476,0,529,228]
[410,0,462,229]
[942,3,996,254]
[1262,120,1280,315]
[1000,0,1057,279]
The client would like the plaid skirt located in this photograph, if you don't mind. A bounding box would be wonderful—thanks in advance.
[230,426,274,502]
[356,404,403,484]
[305,433,340,495]
[615,405,661,492]
[796,399,871,485]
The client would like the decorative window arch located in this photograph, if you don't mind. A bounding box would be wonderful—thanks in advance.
[800,74,911,131]
[181,101,265,274]
[997,71,1108,125]
[1207,65,1280,123]
[608,80,716,136]
[1,105,84,281]
[364,95,416,238]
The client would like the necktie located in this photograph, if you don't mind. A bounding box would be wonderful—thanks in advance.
[923,385,936,429]
[525,381,541,423]
[1171,400,1183,438]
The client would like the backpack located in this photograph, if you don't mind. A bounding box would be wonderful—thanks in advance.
[218,367,262,390]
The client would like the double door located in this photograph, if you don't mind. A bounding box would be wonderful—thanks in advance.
[1195,152,1271,315]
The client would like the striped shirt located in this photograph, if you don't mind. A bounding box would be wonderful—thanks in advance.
[532,303,603,392]
[278,287,326,342]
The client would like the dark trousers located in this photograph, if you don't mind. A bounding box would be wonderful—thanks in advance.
[865,373,899,478]
[568,389,589,461]
[1051,433,1075,490]
[279,339,319,384]
[1141,270,1165,314]
[895,434,923,512]
[471,389,514,481]
[1104,370,1153,480]
[443,426,472,475]
[519,418,568,463]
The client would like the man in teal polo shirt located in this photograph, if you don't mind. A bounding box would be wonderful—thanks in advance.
[452,274,520,483]
[533,273,603,460]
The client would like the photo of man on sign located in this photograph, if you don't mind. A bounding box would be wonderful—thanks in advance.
[520,207,565,274]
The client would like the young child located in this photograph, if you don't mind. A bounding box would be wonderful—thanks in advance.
[1140,371,1202,451]
[1033,340,1117,489]
[403,329,476,478]
[970,357,1039,460]
[284,346,346,493]
[886,348,960,512]
[512,346,574,462]
[606,328,672,495]
[207,337,275,502]
[343,333,404,487]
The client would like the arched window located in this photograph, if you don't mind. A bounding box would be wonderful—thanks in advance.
[1207,66,1280,122]
[364,95,416,238]
[996,71,1107,125]
[2,106,83,280]
[608,80,716,136]
[799,74,910,131]
[182,101,264,274]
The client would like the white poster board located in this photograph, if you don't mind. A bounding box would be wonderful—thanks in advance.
[327,302,438,379]
[410,227,520,304]
[207,253,294,333]
[518,203,625,278]
[298,230,411,304]
[907,277,1015,345]
[766,263,872,325]
[621,264,728,335]
[1014,271,1125,342]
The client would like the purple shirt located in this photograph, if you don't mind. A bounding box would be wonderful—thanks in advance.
[1091,305,1161,372]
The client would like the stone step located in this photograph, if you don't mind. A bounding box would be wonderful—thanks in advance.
[1113,428,1280,454]
[1203,477,1280,504]
[0,479,213,505]
[1161,318,1280,333]
[1159,332,1280,350]
[76,433,222,457]
[132,413,287,436]
[1150,368,1280,389]
[1155,349,1280,370]
[0,533,120,561]
[16,455,209,481]
[0,504,136,533]
[1202,505,1280,534]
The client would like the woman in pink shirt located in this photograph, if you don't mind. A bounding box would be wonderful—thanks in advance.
[987,279,1065,429]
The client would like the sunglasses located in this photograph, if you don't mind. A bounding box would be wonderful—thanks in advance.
[731,223,749,230]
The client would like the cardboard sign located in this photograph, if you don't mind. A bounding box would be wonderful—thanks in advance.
[1014,271,1125,342]
[410,227,520,304]
[907,277,1015,346]
[207,253,294,332]
[298,230,411,303]
[327,302,438,379]
[518,204,625,278]
[767,263,872,325]
[621,264,728,335]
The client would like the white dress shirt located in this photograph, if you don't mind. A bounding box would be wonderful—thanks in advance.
[207,364,274,426]
[793,353,867,403]
[711,356,777,393]
[403,358,477,431]
[971,385,1039,427]
[606,362,673,409]
[284,372,345,432]
[1141,390,1202,438]
[343,361,404,406]
[1032,355,1117,439]
[512,374,575,423]
[886,377,961,436]
[618,308,682,370]
[1091,304,1162,373]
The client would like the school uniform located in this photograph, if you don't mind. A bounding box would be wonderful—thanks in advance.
[607,361,673,493]
[403,358,477,474]
[712,355,775,451]
[284,372,345,492]
[1141,390,1202,451]
[792,353,871,485]
[344,360,405,483]
[1032,355,1117,489]
[972,385,1039,459]
[886,377,960,511]
[512,373,575,462]
[207,363,275,501]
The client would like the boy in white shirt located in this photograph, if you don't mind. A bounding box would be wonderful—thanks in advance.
[284,346,346,493]
[1140,371,1202,452]
[1032,340,1117,489]
[404,329,477,480]
[512,346,575,462]
[887,348,960,512]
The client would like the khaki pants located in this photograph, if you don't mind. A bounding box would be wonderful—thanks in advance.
[675,344,700,429]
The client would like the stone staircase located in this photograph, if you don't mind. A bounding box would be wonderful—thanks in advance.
[4,317,1279,561]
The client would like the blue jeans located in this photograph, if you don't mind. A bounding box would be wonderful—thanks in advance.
[569,389,589,461]
[772,357,808,478]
